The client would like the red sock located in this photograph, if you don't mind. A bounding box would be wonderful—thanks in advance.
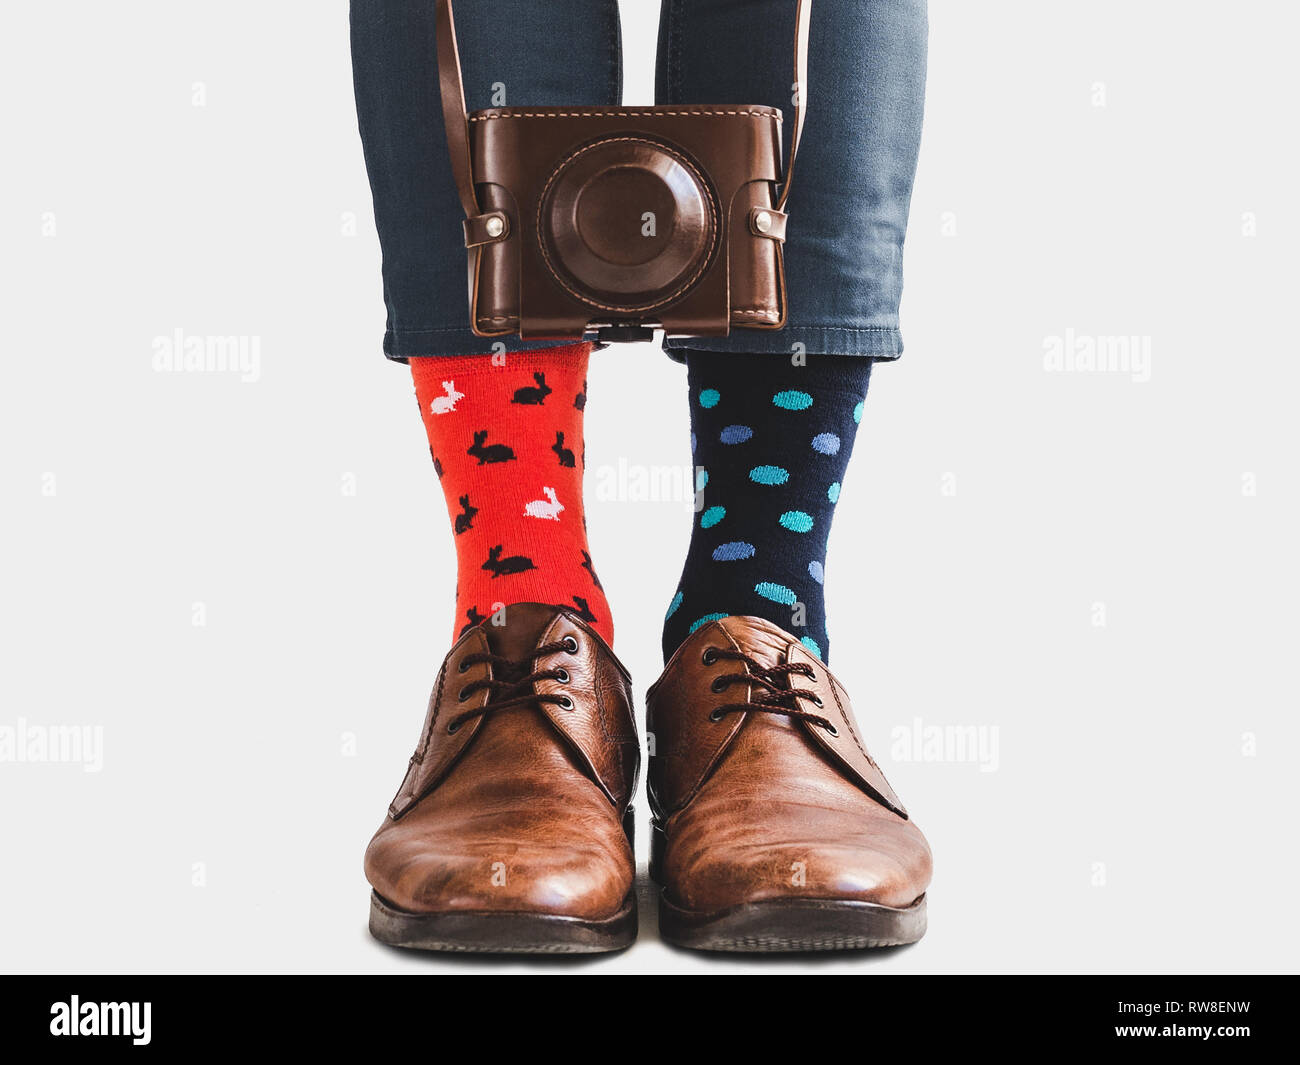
[411,343,613,645]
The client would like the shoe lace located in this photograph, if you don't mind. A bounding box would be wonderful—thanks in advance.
[701,647,836,733]
[446,638,575,734]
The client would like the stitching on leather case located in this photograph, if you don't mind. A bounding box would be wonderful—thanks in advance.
[470,109,782,122]
[535,136,721,315]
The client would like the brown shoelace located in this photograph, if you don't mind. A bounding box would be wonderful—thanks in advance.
[702,646,837,734]
[446,637,577,733]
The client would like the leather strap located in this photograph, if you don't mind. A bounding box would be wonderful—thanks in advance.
[433,0,812,222]
[435,0,480,220]
[778,0,812,211]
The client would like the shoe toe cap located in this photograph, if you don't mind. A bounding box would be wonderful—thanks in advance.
[366,816,633,920]
[666,802,932,913]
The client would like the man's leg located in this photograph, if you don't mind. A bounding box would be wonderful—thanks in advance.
[648,0,935,954]
[351,0,638,955]
[412,346,611,644]
[657,0,929,657]
[662,352,870,662]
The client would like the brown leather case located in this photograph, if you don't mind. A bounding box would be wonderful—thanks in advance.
[435,0,811,342]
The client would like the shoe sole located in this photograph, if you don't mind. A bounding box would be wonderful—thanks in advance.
[656,890,927,953]
[369,890,637,955]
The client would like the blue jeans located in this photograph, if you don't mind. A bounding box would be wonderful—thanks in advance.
[350,0,928,360]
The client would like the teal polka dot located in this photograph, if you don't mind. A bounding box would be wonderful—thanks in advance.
[828,481,841,503]
[665,591,683,619]
[700,505,726,529]
[800,636,823,660]
[696,468,709,491]
[749,465,789,486]
[779,511,815,533]
[773,390,813,411]
[699,389,721,409]
[853,400,865,424]
[689,612,729,634]
[755,582,798,606]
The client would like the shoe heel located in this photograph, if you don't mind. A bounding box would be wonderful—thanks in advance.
[648,820,667,885]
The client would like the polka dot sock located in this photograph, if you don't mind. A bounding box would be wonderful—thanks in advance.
[411,344,613,646]
[662,351,873,664]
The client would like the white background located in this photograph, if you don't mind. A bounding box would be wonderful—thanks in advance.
[1,0,1297,974]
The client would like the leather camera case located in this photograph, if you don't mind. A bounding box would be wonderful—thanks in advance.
[435,0,811,343]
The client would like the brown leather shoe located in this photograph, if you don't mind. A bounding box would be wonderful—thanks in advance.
[365,603,639,953]
[646,616,931,952]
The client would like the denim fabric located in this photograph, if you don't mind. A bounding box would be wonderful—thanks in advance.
[350,0,622,360]
[350,1,927,361]
[658,0,928,359]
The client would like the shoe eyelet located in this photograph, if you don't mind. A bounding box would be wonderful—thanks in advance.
[457,660,469,674]
[557,695,575,711]
[447,720,462,735]
[554,668,570,684]
[702,648,718,666]
[708,708,725,723]
[812,694,824,708]
[457,685,472,702]
[822,722,839,737]
[562,635,579,654]
[710,677,726,694]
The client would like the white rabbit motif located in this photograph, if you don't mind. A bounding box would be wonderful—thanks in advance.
[429,380,464,415]
[523,487,565,521]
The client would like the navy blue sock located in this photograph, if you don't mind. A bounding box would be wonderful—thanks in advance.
[663,351,873,664]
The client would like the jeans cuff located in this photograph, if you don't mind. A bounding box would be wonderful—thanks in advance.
[662,325,904,362]
[384,326,598,363]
